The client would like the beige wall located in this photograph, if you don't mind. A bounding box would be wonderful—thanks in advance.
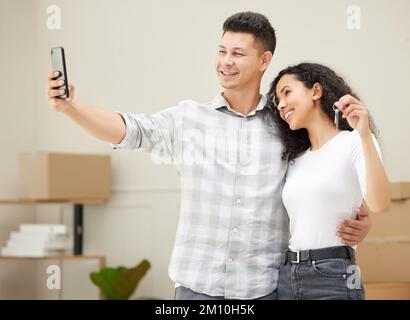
[0,0,38,299]
[0,0,409,299]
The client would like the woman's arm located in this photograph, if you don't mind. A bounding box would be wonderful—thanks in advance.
[359,131,391,213]
[336,94,391,213]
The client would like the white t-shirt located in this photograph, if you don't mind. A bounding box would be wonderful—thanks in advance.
[282,130,381,251]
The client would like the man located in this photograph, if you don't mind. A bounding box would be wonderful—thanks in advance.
[46,12,370,300]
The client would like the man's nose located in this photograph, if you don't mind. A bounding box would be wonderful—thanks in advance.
[222,53,234,65]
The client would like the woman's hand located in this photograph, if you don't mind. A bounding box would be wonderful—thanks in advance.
[335,94,370,136]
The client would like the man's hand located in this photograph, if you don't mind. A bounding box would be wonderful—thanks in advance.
[46,71,75,113]
[336,207,371,246]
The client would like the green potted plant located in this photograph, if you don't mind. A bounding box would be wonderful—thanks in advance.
[90,259,156,300]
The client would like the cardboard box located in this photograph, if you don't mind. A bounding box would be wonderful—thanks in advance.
[356,242,410,282]
[366,200,410,238]
[391,182,410,201]
[365,182,410,239]
[18,152,111,200]
[364,282,410,300]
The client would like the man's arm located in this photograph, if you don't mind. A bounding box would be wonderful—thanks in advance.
[46,71,126,144]
[337,207,371,246]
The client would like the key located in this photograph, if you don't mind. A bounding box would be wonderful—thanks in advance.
[333,104,340,129]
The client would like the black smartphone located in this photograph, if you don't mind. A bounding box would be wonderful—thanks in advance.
[51,47,69,99]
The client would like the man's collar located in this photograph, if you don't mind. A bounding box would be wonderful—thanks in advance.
[210,93,269,116]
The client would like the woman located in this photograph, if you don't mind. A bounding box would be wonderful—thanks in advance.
[266,63,391,300]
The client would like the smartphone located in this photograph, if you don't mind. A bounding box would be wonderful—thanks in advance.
[51,47,69,99]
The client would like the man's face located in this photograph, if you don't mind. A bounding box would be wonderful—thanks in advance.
[215,31,268,91]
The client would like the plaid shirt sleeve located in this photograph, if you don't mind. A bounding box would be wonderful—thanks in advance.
[112,105,184,161]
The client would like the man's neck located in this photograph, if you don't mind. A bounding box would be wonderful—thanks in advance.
[222,88,262,116]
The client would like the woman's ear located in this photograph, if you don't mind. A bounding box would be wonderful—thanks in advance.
[312,83,323,101]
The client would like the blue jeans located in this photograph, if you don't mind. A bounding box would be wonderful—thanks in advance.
[174,286,278,300]
[278,252,365,300]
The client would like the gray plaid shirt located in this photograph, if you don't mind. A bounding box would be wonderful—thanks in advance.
[113,94,289,299]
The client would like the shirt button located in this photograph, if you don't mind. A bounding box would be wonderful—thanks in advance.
[227,258,233,263]
[235,198,241,205]
[240,170,246,175]
[232,227,238,233]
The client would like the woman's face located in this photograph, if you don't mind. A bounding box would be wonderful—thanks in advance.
[275,74,316,130]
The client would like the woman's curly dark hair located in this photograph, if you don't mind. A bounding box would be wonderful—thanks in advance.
[266,62,378,162]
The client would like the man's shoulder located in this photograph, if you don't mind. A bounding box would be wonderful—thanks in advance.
[173,97,221,113]
[157,99,211,115]
[177,98,217,108]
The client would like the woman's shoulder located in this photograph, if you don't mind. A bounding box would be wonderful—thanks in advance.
[340,129,377,143]
[339,130,381,157]
[338,129,362,143]
[336,130,362,151]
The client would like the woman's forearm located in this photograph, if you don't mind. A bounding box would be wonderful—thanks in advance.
[361,132,391,213]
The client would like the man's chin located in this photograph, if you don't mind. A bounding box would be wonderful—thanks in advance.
[219,82,238,90]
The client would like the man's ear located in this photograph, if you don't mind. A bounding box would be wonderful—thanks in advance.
[312,83,324,101]
[260,51,273,72]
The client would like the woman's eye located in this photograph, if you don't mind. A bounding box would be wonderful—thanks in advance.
[285,90,291,96]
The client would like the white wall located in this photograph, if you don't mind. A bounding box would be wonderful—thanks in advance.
[0,0,409,299]
[0,0,39,299]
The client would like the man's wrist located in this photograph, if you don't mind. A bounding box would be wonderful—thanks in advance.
[62,99,77,115]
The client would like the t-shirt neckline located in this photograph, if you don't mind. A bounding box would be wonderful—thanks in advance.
[307,130,348,154]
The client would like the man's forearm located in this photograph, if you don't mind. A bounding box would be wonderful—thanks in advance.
[63,99,126,144]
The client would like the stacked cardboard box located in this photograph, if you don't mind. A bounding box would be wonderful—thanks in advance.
[356,182,410,300]
[18,152,111,200]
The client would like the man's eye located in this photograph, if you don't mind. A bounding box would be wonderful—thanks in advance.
[219,50,226,54]
[234,53,244,56]
[285,90,291,96]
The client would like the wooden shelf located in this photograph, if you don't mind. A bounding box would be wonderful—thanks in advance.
[0,199,107,255]
[0,198,106,205]
[0,255,105,261]
[0,254,106,299]
[0,197,108,299]
[0,255,106,273]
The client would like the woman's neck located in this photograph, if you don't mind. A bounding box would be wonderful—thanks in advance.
[306,110,341,151]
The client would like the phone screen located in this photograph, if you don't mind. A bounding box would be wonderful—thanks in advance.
[51,47,69,99]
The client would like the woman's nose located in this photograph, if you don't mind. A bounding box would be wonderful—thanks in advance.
[277,100,286,110]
